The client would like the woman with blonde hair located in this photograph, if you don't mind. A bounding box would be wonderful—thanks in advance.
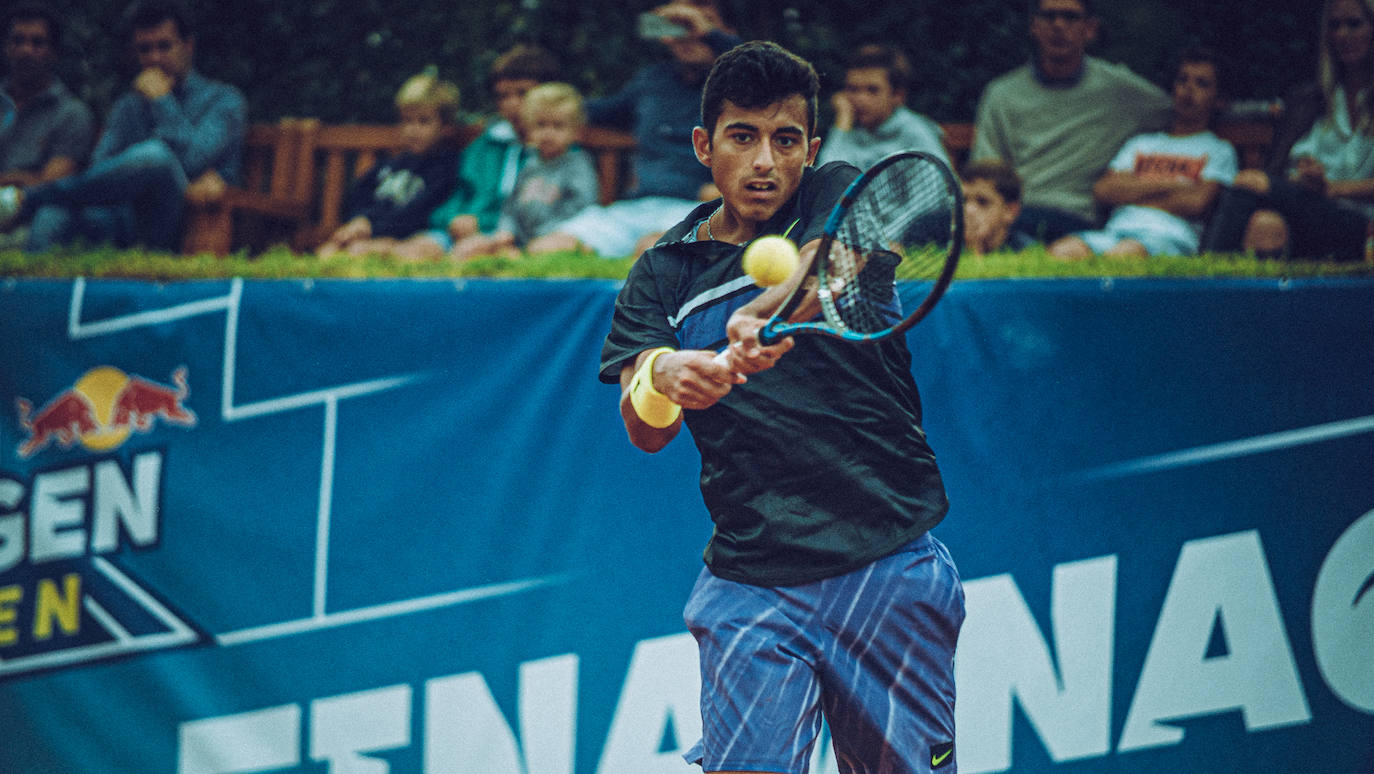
[1202,0,1374,260]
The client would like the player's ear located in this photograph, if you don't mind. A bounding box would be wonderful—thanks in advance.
[805,135,821,166]
[693,126,713,167]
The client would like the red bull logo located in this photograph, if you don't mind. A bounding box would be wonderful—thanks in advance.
[15,366,197,458]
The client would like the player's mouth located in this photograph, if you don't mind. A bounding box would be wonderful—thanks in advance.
[742,180,779,198]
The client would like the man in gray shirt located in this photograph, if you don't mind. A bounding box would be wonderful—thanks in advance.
[971,0,1170,242]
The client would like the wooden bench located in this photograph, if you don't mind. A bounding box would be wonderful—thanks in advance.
[181,122,638,255]
[181,118,1275,256]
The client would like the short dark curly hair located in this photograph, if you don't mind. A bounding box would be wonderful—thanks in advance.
[700,40,820,139]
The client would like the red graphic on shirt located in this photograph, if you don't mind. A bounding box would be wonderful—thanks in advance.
[1133,153,1208,181]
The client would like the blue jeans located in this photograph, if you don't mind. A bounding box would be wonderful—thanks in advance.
[25,139,188,252]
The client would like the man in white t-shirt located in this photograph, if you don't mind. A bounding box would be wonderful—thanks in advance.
[1050,47,1236,258]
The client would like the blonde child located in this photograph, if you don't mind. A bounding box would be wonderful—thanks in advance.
[452,82,599,259]
[316,70,461,258]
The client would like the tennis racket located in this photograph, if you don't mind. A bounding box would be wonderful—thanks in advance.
[759,150,962,345]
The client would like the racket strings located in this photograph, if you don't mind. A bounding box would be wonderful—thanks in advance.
[821,156,957,334]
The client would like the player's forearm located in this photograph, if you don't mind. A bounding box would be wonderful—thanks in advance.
[619,356,680,453]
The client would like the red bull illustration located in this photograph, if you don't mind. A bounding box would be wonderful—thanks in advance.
[15,366,197,458]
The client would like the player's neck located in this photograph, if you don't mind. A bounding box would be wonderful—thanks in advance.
[706,204,755,246]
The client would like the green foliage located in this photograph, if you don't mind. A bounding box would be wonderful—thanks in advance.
[4,247,1370,283]
[37,0,1320,124]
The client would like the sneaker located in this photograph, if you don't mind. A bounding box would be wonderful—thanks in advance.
[0,186,22,230]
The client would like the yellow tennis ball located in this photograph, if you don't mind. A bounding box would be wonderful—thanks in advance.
[742,235,800,287]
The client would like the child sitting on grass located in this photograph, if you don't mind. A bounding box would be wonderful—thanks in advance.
[451,82,599,260]
[316,70,461,258]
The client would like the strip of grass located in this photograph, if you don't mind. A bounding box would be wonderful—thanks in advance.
[3,245,1372,281]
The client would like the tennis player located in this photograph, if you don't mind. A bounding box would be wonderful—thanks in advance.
[599,41,965,773]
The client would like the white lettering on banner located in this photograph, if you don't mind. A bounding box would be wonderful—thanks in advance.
[955,556,1117,772]
[1311,509,1374,712]
[178,704,301,774]
[1119,530,1311,751]
[312,685,412,773]
[0,452,163,572]
[595,633,700,774]
[176,524,1372,773]
[426,654,577,773]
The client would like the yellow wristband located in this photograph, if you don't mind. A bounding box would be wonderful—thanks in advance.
[629,347,682,428]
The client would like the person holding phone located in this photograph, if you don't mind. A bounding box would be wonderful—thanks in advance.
[526,1,740,258]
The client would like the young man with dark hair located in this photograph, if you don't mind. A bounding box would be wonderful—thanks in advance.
[817,42,951,172]
[0,0,246,252]
[0,3,94,245]
[600,40,964,774]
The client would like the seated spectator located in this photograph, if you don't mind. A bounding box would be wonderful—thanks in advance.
[817,43,952,172]
[1201,0,1374,261]
[0,0,245,253]
[527,0,741,258]
[961,160,1036,255]
[316,70,460,258]
[1050,47,1237,259]
[970,0,1171,243]
[389,44,561,261]
[452,82,599,260]
[0,4,94,248]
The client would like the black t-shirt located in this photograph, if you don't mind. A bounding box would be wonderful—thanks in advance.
[600,162,949,586]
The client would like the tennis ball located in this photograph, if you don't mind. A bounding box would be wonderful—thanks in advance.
[742,235,800,287]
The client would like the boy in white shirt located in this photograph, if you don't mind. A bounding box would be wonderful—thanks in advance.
[1050,47,1237,258]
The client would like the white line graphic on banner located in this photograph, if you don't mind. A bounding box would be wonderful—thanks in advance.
[1069,414,1374,482]
[34,279,566,664]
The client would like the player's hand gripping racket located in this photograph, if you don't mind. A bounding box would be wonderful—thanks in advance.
[760,150,962,345]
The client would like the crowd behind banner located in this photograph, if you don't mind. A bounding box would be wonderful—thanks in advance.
[1,0,1370,262]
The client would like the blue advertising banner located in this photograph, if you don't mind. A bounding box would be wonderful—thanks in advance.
[1,276,1371,773]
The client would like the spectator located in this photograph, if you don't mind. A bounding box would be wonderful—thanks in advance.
[817,43,952,172]
[1201,0,1374,261]
[0,4,93,187]
[0,0,245,253]
[961,159,1036,255]
[0,4,95,248]
[970,0,1171,243]
[316,70,460,258]
[528,0,742,258]
[452,82,598,260]
[1050,47,1237,259]
[390,44,561,261]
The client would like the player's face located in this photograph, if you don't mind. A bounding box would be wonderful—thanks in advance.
[132,19,193,84]
[526,105,580,161]
[399,103,444,156]
[1327,0,1374,69]
[695,95,820,230]
[1030,0,1096,65]
[1172,61,1220,128]
[842,68,904,130]
[5,18,55,83]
